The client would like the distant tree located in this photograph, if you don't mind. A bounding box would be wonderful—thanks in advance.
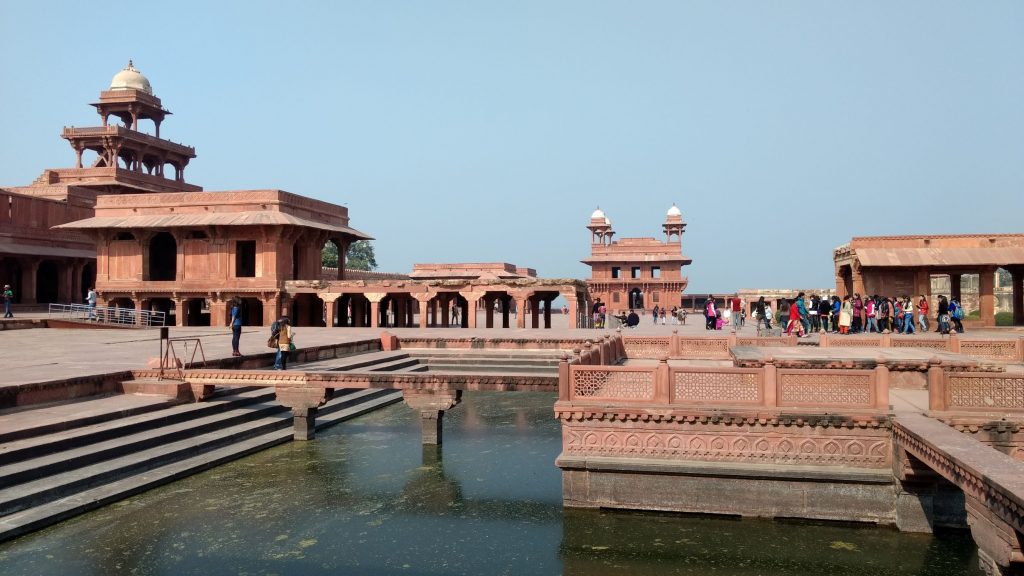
[321,242,339,268]
[346,240,378,271]
[321,240,378,271]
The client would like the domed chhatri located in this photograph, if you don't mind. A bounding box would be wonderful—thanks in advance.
[109,60,153,95]
[590,207,606,220]
[667,203,682,217]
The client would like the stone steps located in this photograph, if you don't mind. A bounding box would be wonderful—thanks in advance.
[417,361,556,374]
[0,385,402,543]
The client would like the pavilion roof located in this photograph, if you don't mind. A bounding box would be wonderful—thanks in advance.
[855,247,1024,268]
[54,211,372,239]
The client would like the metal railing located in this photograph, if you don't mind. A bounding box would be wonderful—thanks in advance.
[48,303,166,327]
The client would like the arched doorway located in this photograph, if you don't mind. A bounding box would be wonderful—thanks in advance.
[184,298,210,326]
[628,288,644,310]
[36,260,60,304]
[148,232,177,281]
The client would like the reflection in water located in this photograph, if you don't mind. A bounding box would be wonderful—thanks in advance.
[0,392,982,575]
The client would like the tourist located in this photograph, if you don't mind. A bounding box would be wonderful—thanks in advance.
[877,296,890,333]
[950,298,965,333]
[851,294,863,333]
[592,298,603,329]
[229,297,243,357]
[451,302,460,327]
[795,293,809,334]
[918,295,930,332]
[274,317,294,370]
[865,296,878,333]
[831,296,841,333]
[755,296,771,331]
[2,284,13,318]
[626,309,640,328]
[839,296,853,334]
[937,295,950,335]
[669,306,679,325]
[598,301,607,329]
[86,287,98,320]
[817,295,831,333]
[678,307,687,325]
[808,295,820,333]
[660,308,667,325]
[704,295,716,330]
[902,296,916,334]
[786,298,806,337]
[722,305,731,327]
[652,305,660,325]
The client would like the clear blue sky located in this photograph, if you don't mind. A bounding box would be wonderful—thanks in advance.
[2,1,1022,293]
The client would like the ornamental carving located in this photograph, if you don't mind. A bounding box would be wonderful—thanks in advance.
[779,373,872,406]
[572,369,653,400]
[891,339,948,350]
[622,337,669,359]
[827,337,882,348]
[674,371,760,403]
[948,376,1024,409]
[959,341,1019,361]
[677,338,731,359]
[562,425,889,468]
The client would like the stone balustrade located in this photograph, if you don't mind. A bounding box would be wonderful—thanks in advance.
[560,360,889,412]
[928,363,1024,414]
[621,332,798,359]
[821,332,1024,363]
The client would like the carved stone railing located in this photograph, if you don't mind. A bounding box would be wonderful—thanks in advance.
[929,364,1024,414]
[818,333,1024,363]
[562,360,889,411]
[622,330,798,356]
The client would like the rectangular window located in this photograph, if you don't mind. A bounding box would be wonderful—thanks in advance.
[612,292,620,303]
[653,292,660,302]
[235,240,256,277]
[631,267,640,279]
[611,267,621,279]
[652,266,661,278]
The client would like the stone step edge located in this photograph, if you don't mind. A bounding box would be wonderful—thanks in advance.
[0,402,290,488]
[0,388,280,465]
[0,415,293,517]
[0,388,403,542]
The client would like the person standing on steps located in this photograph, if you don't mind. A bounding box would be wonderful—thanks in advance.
[230,297,243,357]
[86,287,98,320]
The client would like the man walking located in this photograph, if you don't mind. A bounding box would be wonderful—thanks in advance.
[3,285,13,318]
[86,287,98,320]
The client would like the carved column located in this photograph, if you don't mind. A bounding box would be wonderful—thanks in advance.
[1012,268,1024,327]
[208,294,228,328]
[402,389,462,445]
[20,258,39,304]
[543,296,552,329]
[980,267,997,328]
[516,297,528,329]
[565,292,578,329]
[173,296,185,327]
[417,298,429,328]
[484,296,495,328]
[366,292,385,329]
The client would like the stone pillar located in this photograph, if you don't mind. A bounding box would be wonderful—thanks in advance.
[209,296,228,328]
[1012,268,1024,327]
[71,261,84,303]
[369,301,380,328]
[20,258,39,304]
[484,296,495,328]
[927,359,946,412]
[566,294,577,329]
[516,298,527,329]
[402,389,463,445]
[276,387,331,441]
[950,273,962,303]
[980,267,997,328]
[543,297,552,329]
[461,293,479,329]
[965,494,1024,576]
[530,296,540,329]
[502,296,511,328]
[173,297,185,326]
[56,263,72,303]
[441,297,450,327]
[417,299,429,328]
[134,298,145,326]
[326,298,340,328]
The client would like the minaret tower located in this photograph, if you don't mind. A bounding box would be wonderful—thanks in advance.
[58,60,199,193]
[587,207,614,245]
[663,203,686,242]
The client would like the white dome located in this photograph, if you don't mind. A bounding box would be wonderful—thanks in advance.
[110,60,153,94]
[667,204,682,217]
[604,216,611,225]
[591,207,606,220]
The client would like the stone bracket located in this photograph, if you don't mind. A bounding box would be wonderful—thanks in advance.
[276,386,333,440]
[403,389,462,445]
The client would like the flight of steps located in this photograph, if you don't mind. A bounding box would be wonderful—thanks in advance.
[0,350,419,542]
[400,349,563,374]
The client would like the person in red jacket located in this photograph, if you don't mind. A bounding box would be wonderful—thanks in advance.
[785,298,806,337]
[918,295,930,332]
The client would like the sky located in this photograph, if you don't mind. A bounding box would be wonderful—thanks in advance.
[2,1,1022,293]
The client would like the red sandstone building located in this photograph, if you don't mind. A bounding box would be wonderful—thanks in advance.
[834,234,1024,326]
[582,206,691,314]
[1,61,202,307]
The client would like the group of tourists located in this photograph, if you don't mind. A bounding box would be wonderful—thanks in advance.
[751,293,966,336]
[702,297,744,330]
[651,305,687,326]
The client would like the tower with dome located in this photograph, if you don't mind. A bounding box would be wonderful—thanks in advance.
[581,204,692,314]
